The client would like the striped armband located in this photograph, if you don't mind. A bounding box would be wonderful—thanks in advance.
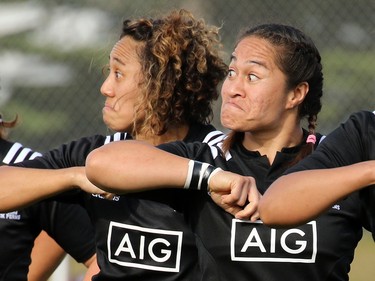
[183,160,221,191]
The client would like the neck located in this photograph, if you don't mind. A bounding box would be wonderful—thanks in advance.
[242,124,303,165]
[136,123,190,146]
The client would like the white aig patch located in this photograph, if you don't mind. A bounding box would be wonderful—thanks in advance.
[231,219,317,263]
[107,221,183,272]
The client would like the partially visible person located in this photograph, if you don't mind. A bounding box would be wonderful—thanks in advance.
[85,24,369,281]
[0,114,98,280]
[28,231,66,281]
[0,9,227,280]
[258,110,375,228]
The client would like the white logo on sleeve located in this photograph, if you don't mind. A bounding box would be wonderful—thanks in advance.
[107,221,183,272]
[231,219,317,263]
[0,211,21,220]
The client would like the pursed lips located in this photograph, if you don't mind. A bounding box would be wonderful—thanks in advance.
[103,102,116,112]
[224,99,243,111]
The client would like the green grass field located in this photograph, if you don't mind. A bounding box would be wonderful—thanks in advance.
[350,230,375,280]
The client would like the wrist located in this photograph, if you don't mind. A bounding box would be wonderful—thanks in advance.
[183,160,221,191]
[67,167,84,190]
[207,167,223,192]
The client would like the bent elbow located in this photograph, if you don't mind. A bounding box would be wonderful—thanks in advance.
[259,199,292,228]
[258,201,278,227]
[85,149,105,188]
[259,200,308,228]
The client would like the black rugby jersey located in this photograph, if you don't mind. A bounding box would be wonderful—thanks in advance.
[0,139,95,281]
[16,124,225,281]
[158,129,366,281]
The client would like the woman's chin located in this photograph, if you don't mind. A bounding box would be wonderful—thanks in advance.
[221,114,239,129]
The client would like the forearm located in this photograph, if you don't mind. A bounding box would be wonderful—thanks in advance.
[28,231,66,281]
[86,141,263,220]
[259,160,375,227]
[0,166,78,212]
[85,140,189,193]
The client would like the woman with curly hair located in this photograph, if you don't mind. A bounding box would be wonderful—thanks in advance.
[0,9,227,280]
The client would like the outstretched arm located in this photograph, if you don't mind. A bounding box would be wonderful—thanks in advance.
[85,140,189,192]
[86,140,260,220]
[259,160,375,227]
[0,166,108,212]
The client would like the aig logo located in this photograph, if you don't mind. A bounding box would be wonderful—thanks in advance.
[107,221,182,272]
[231,219,317,263]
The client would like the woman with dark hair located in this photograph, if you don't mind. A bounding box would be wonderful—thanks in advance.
[0,114,97,281]
[85,24,360,280]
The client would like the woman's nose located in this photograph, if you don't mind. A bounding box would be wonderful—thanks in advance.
[224,77,246,98]
[100,76,114,97]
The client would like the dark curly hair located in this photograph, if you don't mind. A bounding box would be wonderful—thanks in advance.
[118,9,227,137]
[223,23,323,163]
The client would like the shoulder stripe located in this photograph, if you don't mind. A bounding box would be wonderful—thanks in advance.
[3,142,42,164]
[104,132,129,145]
[15,147,33,163]
[30,152,42,160]
[216,141,232,161]
[104,135,111,145]
[209,145,220,159]
[113,132,125,142]
[3,142,22,164]
[202,131,232,161]
[202,130,226,145]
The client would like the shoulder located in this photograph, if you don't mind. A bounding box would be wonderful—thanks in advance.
[331,110,375,144]
[56,132,132,152]
[184,123,225,143]
[103,132,132,144]
[66,132,132,148]
[15,133,132,168]
[344,110,375,129]
[0,138,14,162]
[0,139,41,165]
[318,110,374,145]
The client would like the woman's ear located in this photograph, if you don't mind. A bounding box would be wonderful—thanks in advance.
[287,82,309,109]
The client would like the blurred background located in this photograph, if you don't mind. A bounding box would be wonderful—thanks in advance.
[0,0,374,280]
